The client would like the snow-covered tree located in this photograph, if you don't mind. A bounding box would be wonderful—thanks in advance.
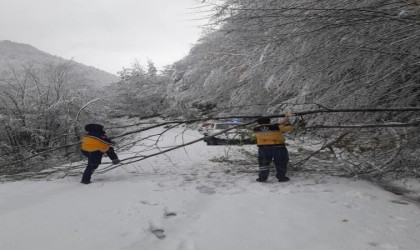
[0,61,94,174]
[166,0,420,177]
[110,61,170,118]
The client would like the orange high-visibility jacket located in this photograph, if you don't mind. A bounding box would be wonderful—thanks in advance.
[81,135,113,153]
[253,124,294,146]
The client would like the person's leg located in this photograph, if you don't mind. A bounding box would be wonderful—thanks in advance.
[257,147,272,182]
[81,151,103,184]
[105,147,118,161]
[81,163,98,184]
[273,147,290,182]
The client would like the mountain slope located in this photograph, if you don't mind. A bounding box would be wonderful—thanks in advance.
[0,40,119,87]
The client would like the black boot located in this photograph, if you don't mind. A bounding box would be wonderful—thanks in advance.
[278,176,290,182]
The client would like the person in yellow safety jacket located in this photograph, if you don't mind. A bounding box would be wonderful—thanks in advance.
[80,123,120,184]
[253,114,294,182]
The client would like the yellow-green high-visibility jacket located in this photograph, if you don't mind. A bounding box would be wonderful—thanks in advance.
[253,123,294,146]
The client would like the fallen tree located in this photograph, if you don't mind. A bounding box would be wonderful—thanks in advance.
[1,106,419,180]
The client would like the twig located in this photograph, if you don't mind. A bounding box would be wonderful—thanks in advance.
[2,107,420,169]
[306,120,420,129]
[295,132,350,166]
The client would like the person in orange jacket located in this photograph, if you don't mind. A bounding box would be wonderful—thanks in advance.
[80,124,120,184]
[253,114,294,182]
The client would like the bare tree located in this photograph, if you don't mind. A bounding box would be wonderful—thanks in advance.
[0,61,95,174]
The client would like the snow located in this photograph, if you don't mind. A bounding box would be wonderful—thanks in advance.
[1,126,420,250]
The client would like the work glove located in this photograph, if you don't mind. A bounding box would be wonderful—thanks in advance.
[278,113,294,125]
[112,159,121,164]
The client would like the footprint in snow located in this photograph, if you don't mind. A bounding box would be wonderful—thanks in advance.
[368,242,399,249]
[149,221,166,239]
[196,185,216,195]
[164,208,177,218]
[184,175,198,182]
[140,200,158,206]
[151,229,166,239]
[390,199,409,205]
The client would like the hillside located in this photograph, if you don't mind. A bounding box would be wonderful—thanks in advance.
[161,0,420,178]
[166,1,420,119]
[0,40,119,87]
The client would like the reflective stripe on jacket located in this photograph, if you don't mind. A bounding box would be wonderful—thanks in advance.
[81,135,112,153]
[253,124,294,146]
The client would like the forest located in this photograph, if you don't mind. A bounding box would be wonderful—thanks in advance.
[0,0,419,180]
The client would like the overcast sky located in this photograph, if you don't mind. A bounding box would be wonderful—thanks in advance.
[0,0,210,74]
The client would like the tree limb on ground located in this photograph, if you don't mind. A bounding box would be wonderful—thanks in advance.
[306,120,420,129]
[1,107,420,170]
[294,132,351,167]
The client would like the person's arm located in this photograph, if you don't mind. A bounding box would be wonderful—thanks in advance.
[284,113,294,124]
[279,113,294,132]
[100,135,116,146]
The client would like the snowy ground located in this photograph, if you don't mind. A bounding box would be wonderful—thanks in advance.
[1,126,420,250]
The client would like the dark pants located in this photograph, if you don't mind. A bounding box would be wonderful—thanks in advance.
[257,146,289,181]
[81,148,118,182]
[81,150,103,182]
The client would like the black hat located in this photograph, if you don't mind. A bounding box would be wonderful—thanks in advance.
[257,117,271,124]
[85,124,105,134]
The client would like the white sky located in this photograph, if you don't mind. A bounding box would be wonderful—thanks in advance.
[0,0,210,74]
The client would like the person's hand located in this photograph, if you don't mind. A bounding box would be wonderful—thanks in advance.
[281,113,294,125]
[112,159,121,164]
